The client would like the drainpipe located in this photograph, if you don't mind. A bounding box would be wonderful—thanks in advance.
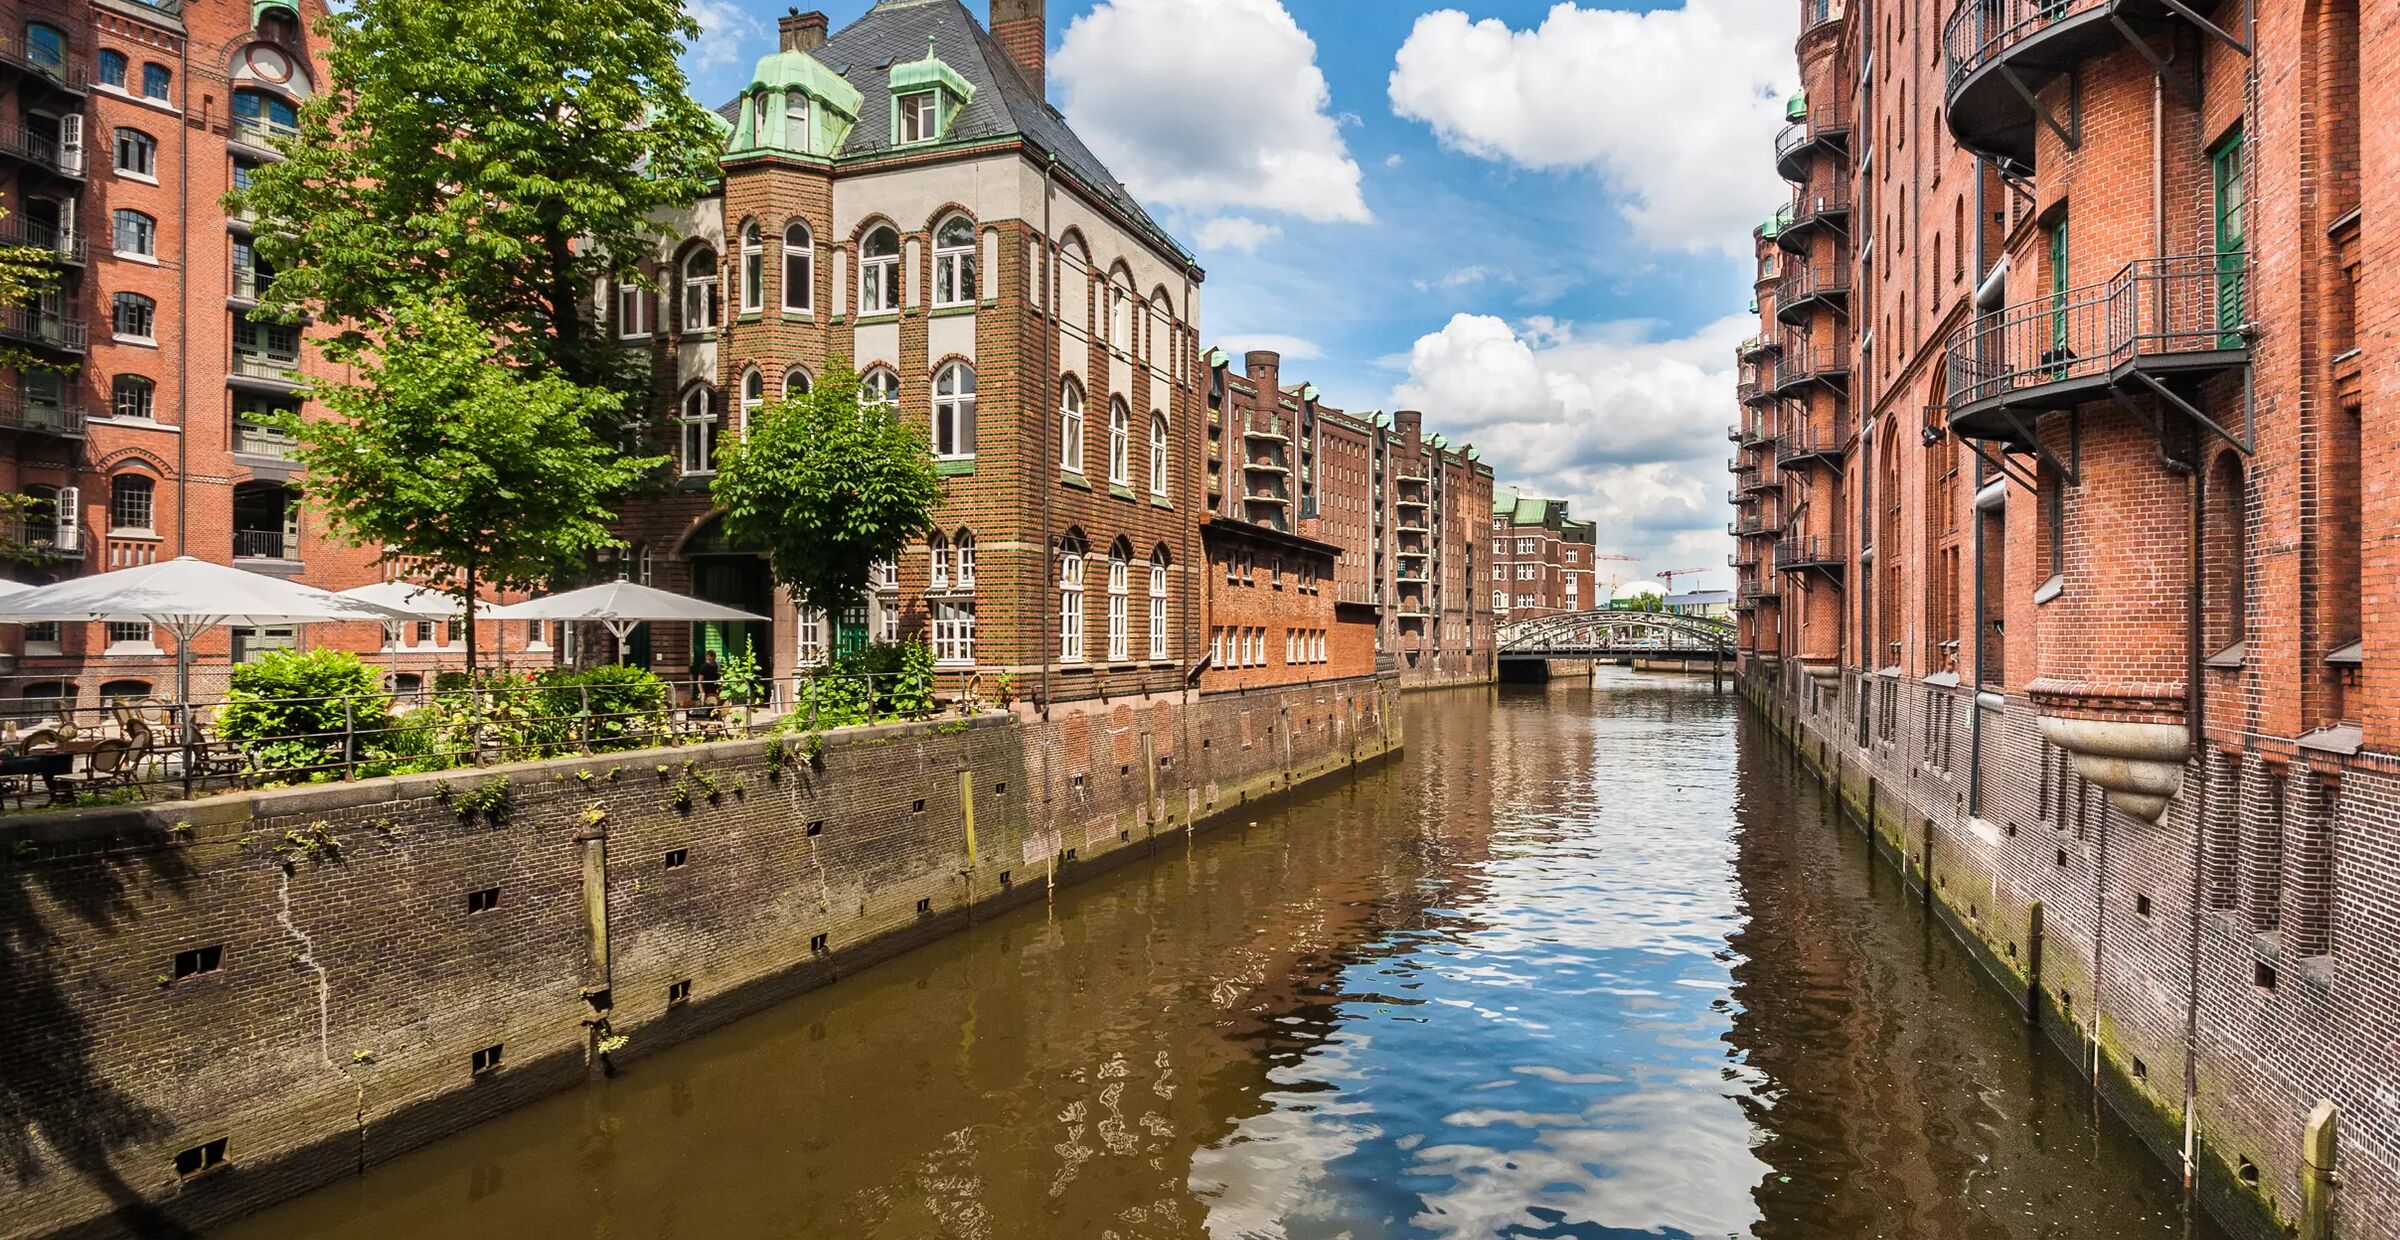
[1037,154,1056,719]
[175,45,192,559]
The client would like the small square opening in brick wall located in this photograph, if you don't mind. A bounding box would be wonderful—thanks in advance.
[1062,847,1077,862]
[668,979,692,1006]
[174,1137,227,1180]
[993,781,1007,794]
[2253,961,2277,991]
[2132,1056,2147,1082]
[915,897,931,915]
[1119,764,1129,776]
[665,848,689,869]
[2238,1158,2260,1186]
[2054,848,2068,868]
[810,932,829,954]
[471,1043,503,1075]
[1158,755,1172,769]
[1072,773,1087,791]
[2135,893,2152,917]
[912,798,926,814]
[467,887,500,914]
[999,870,1012,887]
[806,819,824,836]
[174,944,223,979]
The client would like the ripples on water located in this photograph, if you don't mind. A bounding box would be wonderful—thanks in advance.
[222,671,2216,1240]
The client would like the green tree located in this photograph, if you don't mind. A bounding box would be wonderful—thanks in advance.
[238,0,722,392]
[712,364,943,622]
[293,298,661,674]
[0,206,75,563]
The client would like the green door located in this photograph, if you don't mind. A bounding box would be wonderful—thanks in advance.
[2212,134,2245,348]
[2048,216,2070,375]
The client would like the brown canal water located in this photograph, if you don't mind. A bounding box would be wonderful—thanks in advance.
[220,672,2222,1239]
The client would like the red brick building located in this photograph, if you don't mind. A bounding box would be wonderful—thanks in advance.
[1490,492,1598,622]
[0,0,534,710]
[1735,0,2400,1231]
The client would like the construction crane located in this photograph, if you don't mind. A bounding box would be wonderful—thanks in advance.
[1652,567,1714,592]
[1589,553,1637,592]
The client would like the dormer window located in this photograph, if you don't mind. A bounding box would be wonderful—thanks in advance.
[898,91,938,144]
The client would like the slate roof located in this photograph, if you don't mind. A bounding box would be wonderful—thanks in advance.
[718,0,1192,268]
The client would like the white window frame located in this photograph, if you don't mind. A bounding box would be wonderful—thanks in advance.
[929,532,951,590]
[897,90,938,144]
[782,221,813,313]
[616,281,647,338]
[112,208,154,258]
[1059,544,1086,663]
[1148,412,1169,496]
[1108,398,1130,486]
[955,532,975,588]
[859,366,900,415]
[739,220,764,313]
[1148,555,1167,659]
[859,226,901,314]
[932,598,976,665]
[679,386,718,475]
[681,248,718,332]
[1059,382,1085,473]
[933,362,975,459]
[739,368,765,440]
[932,214,976,307]
[1107,549,1129,662]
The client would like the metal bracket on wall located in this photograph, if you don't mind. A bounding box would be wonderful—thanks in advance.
[1963,439,2040,495]
[1996,408,2081,486]
[2157,0,2252,55]
[2110,15,2202,108]
[1998,64,2079,152]
[2130,369,2253,456]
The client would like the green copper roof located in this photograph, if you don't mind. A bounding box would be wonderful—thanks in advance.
[728,44,862,158]
[1203,346,1229,369]
[890,35,977,103]
[1300,383,1320,403]
[1371,411,1393,429]
[253,0,300,25]
[1785,89,1807,121]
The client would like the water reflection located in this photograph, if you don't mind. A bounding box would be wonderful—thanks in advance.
[221,671,2212,1240]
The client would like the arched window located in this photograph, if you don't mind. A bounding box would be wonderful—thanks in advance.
[98,49,127,89]
[1148,411,1169,495]
[928,529,951,589]
[1106,539,1131,662]
[141,63,170,101]
[739,221,764,313]
[1108,277,1132,349]
[1150,290,1175,372]
[112,375,154,420]
[933,214,976,306]
[783,365,812,398]
[233,88,297,142]
[1148,545,1169,659]
[932,362,974,459]
[782,221,812,313]
[112,209,155,257]
[739,367,765,439]
[931,528,976,664]
[1058,533,1087,662]
[1059,379,1085,473]
[1107,398,1131,485]
[858,366,900,414]
[680,247,718,332]
[110,473,155,532]
[859,225,900,313]
[113,127,155,176]
[23,23,64,72]
[100,678,152,705]
[679,386,718,475]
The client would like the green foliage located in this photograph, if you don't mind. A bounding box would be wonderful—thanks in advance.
[540,663,671,751]
[238,0,721,392]
[454,778,511,820]
[712,363,943,620]
[0,205,64,382]
[283,298,661,674]
[719,639,765,707]
[775,640,940,731]
[217,649,392,783]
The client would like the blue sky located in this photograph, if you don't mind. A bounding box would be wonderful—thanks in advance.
[680,0,1794,582]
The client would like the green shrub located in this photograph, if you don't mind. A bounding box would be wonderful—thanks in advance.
[540,664,670,751]
[216,649,391,782]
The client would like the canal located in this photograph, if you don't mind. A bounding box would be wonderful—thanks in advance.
[221,671,2220,1239]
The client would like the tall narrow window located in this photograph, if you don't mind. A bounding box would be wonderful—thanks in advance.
[1148,547,1169,659]
[932,528,976,665]
[1059,537,1086,662]
[1148,412,1169,495]
[739,368,765,439]
[1059,380,1085,473]
[782,221,812,312]
[929,530,952,590]
[1106,541,1131,662]
[110,473,155,532]
[933,215,976,306]
[783,366,812,398]
[679,387,718,475]
[1108,398,1130,485]
[933,362,974,458]
[2213,132,2246,346]
[681,248,718,332]
[141,63,170,100]
[859,226,900,314]
[23,23,64,71]
[739,221,764,313]
[955,530,975,588]
[616,281,647,338]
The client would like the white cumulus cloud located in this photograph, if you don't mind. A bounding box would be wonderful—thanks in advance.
[1388,0,1793,254]
[1053,0,1370,226]
[1194,216,1285,253]
[683,0,765,72]
[1393,312,1748,574]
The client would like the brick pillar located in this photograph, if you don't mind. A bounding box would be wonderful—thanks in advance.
[2200,746,2241,909]
[2238,754,2284,932]
[2282,775,2335,957]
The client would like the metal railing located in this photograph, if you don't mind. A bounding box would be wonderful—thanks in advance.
[0,217,83,262]
[0,670,977,808]
[231,348,303,383]
[0,306,87,351]
[1775,417,1849,465]
[1789,180,1853,229]
[1777,260,1851,315]
[1241,412,1287,441]
[1944,0,2100,103]
[234,419,297,458]
[230,115,301,151]
[0,397,85,436]
[0,517,79,557]
[1775,533,1845,569]
[1775,325,1852,390]
[1943,255,2245,416]
[0,41,90,91]
[232,529,298,560]
[0,124,84,176]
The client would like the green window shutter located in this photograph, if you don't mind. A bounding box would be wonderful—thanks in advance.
[2213,133,2246,346]
[2048,216,2070,367]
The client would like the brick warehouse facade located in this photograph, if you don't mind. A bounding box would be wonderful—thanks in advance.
[1732,0,2399,1234]
[0,0,541,709]
[1490,492,1599,623]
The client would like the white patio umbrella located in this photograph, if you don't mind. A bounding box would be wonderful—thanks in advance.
[0,556,417,731]
[486,579,767,664]
[335,580,481,687]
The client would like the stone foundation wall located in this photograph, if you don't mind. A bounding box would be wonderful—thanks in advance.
[0,674,1401,1239]
[1742,668,2391,1240]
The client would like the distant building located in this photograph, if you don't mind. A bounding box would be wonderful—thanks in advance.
[1663,590,1732,620]
[1490,493,1598,621]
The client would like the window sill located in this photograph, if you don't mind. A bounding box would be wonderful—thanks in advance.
[780,309,814,321]
[24,644,61,657]
[852,312,900,326]
[618,333,652,344]
[1108,483,1137,501]
[2032,574,2064,605]
[117,170,160,186]
[106,645,164,657]
[114,251,159,266]
[1149,495,1173,510]
[934,458,975,478]
[1059,471,1092,491]
[736,311,764,323]
[929,303,976,319]
[678,329,718,343]
[114,334,158,349]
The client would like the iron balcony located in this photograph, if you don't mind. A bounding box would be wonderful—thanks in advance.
[1942,255,2250,446]
[1777,182,1854,255]
[1775,420,1851,467]
[1943,0,2223,171]
[1776,258,1852,325]
[1775,534,1846,575]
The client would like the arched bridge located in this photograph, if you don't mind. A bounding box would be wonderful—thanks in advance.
[1497,608,1737,663]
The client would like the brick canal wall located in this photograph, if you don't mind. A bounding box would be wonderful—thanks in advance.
[1740,669,2388,1240]
[0,674,1401,1239]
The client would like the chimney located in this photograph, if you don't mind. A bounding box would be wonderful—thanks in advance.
[990,0,1045,95]
[779,8,828,54]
